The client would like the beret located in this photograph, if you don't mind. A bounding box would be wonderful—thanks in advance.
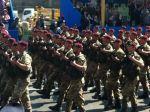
[19,41,28,47]
[74,43,83,48]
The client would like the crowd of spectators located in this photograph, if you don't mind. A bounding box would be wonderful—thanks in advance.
[72,0,150,28]
[0,0,11,29]
[128,0,150,26]
[72,0,100,30]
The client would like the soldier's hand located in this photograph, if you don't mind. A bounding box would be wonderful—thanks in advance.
[10,59,16,65]
[128,55,134,60]
[62,55,68,60]
[70,61,75,66]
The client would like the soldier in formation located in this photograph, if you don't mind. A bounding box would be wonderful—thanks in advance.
[0,21,150,112]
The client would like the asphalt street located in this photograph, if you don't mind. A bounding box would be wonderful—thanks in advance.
[29,80,150,112]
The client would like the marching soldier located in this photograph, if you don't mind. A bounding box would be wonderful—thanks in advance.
[0,38,18,108]
[94,35,113,99]
[65,42,87,112]
[9,41,32,112]
[105,39,125,110]
[49,39,75,111]
[121,40,144,112]
[137,35,150,99]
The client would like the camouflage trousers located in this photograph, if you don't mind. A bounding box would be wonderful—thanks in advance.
[138,67,149,94]
[11,77,32,111]
[56,73,71,107]
[122,77,138,109]
[94,63,109,94]
[42,64,57,94]
[0,69,8,95]
[66,79,84,112]
[106,71,120,102]
[34,58,48,88]
[85,60,98,86]
[1,77,16,106]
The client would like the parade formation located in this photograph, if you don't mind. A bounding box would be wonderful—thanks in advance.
[0,20,150,112]
[0,0,150,112]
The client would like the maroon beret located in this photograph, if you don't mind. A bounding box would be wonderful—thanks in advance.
[74,43,83,48]
[103,35,111,40]
[19,41,28,47]
[130,27,136,31]
[109,29,115,33]
[114,39,122,44]
[8,38,16,44]
[132,31,137,36]
[102,28,106,32]
[141,35,148,40]
[119,30,123,34]
[137,27,142,31]
[66,39,73,44]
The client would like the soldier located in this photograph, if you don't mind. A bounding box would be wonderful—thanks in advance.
[137,27,143,41]
[65,42,87,112]
[0,38,18,108]
[130,31,139,48]
[93,35,113,99]
[121,40,144,112]
[49,39,74,111]
[0,35,11,95]
[82,30,95,91]
[86,33,101,97]
[9,41,32,112]
[104,39,125,110]
[108,29,116,40]
[137,35,150,99]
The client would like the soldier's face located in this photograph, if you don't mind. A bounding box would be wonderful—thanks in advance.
[127,45,135,52]
[139,39,146,45]
[11,45,18,52]
[73,47,81,55]
[130,35,136,40]
[18,45,26,53]
[113,43,120,49]
[65,42,72,49]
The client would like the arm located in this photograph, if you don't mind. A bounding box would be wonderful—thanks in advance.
[16,61,31,71]
[71,61,86,72]
[138,49,150,56]
[101,47,113,53]
[129,56,144,68]
[15,55,32,71]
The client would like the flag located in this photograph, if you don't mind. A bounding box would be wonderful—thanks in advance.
[60,0,81,27]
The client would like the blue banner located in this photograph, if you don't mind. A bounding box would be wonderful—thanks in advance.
[60,0,81,27]
[8,0,15,27]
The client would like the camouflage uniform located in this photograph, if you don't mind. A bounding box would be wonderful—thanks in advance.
[121,51,144,112]
[11,51,32,112]
[66,52,87,112]
[105,47,125,110]
[95,42,113,99]
[137,43,150,98]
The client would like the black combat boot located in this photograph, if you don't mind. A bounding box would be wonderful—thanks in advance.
[72,102,77,110]
[114,99,121,109]
[138,92,149,99]
[37,90,45,95]
[104,100,115,111]
[49,104,61,112]
[92,93,101,99]
[82,85,88,91]
[131,106,138,112]
[33,82,41,89]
